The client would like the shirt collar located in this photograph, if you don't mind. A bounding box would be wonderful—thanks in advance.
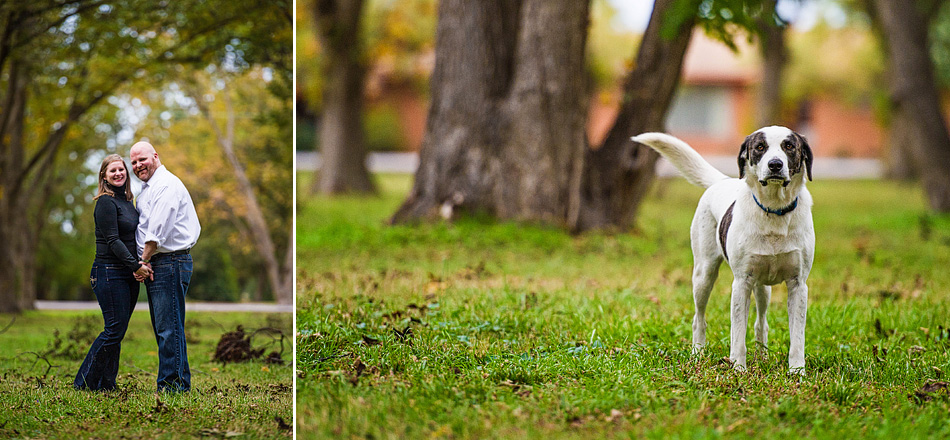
[142,165,168,188]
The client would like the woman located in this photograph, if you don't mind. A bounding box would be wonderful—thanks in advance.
[74,154,153,391]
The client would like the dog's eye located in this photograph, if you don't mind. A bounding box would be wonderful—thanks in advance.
[755,143,766,152]
[782,142,794,150]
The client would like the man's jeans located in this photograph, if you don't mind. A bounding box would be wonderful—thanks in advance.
[145,253,193,392]
[75,263,139,391]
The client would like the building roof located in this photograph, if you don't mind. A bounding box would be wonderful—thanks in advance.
[681,32,759,86]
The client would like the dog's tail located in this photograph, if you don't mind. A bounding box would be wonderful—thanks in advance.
[632,132,729,189]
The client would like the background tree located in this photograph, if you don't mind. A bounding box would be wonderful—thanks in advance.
[574,0,697,231]
[756,0,788,128]
[184,71,294,304]
[391,0,777,231]
[311,0,376,195]
[870,0,950,211]
[390,0,591,225]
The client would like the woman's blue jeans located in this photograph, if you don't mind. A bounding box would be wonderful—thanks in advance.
[145,253,192,392]
[74,263,139,391]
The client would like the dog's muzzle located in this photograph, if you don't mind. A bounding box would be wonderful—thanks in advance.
[759,176,790,187]
[760,159,789,187]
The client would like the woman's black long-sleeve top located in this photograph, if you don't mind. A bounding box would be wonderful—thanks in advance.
[94,185,142,271]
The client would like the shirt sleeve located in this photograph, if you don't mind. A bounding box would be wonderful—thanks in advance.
[138,185,179,250]
[94,199,141,271]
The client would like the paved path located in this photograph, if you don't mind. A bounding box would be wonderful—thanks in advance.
[34,300,292,313]
[297,151,883,179]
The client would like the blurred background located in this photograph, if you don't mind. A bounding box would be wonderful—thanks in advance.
[0,0,292,312]
[297,0,950,195]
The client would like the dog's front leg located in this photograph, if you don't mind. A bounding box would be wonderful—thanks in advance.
[729,277,753,371]
[787,277,808,375]
[754,285,771,348]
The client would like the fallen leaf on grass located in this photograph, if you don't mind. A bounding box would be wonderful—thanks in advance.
[393,326,413,344]
[567,415,590,428]
[269,383,291,393]
[153,396,169,414]
[604,409,624,423]
[199,428,243,437]
[349,358,366,386]
[275,416,291,431]
[910,380,949,402]
[361,335,381,346]
[716,357,733,369]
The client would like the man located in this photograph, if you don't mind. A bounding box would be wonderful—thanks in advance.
[129,141,201,392]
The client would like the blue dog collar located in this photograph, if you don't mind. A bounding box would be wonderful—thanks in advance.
[752,194,798,216]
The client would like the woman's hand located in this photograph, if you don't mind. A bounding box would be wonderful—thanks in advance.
[134,262,153,282]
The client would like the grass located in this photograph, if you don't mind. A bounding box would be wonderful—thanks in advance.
[0,309,293,439]
[296,173,950,439]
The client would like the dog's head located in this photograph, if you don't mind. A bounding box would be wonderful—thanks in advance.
[737,126,812,187]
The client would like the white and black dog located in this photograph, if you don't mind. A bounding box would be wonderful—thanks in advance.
[632,126,815,374]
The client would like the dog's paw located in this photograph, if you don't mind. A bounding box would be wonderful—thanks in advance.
[788,366,806,377]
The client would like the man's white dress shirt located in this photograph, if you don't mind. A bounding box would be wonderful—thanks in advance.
[135,165,201,256]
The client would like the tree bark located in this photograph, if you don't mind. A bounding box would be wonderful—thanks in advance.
[873,0,950,211]
[0,60,37,313]
[756,0,787,128]
[312,0,376,195]
[572,0,696,231]
[391,0,589,224]
[883,94,919,180]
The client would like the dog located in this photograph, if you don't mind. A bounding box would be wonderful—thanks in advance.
[632,126,815,374]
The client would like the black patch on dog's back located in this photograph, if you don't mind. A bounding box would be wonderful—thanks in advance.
[719,201,736,261]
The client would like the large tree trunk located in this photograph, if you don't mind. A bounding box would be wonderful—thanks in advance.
[391,0,589,224]
[873,0,950,211]
[756,0,787,128]
[572,0,696,231]
[312,0,376,195]
[0,62,37,313]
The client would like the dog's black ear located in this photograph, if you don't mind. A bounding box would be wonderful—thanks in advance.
[798,132,813,181]
[738,136,749,179]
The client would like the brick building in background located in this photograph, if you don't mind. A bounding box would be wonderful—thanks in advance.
[367,32,886,159]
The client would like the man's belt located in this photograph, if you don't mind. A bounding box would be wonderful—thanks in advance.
[152,249,191,260]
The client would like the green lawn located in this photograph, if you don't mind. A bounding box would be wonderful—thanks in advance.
[296,173,950,439]
[0,309,293,439]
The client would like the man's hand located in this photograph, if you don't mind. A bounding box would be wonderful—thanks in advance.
[135,262,153,282]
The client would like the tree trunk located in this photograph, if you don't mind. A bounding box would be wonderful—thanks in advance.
[312,0,376,195]
[873,0,950,211]
[572,0,696,231]
[883,94,919,180]
[391,0,589,224]
[0,62,37,313]
[756,0,787,128]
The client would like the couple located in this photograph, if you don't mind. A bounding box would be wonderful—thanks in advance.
[74,142,200,393]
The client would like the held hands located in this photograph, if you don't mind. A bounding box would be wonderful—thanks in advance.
[135,262,154,282]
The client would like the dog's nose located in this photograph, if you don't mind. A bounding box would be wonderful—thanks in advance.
[768,159,783,172]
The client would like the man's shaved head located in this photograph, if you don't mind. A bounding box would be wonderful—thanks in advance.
[130,141,156,156]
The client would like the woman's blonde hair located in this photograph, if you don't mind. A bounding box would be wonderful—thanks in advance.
[94,154,134,201]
